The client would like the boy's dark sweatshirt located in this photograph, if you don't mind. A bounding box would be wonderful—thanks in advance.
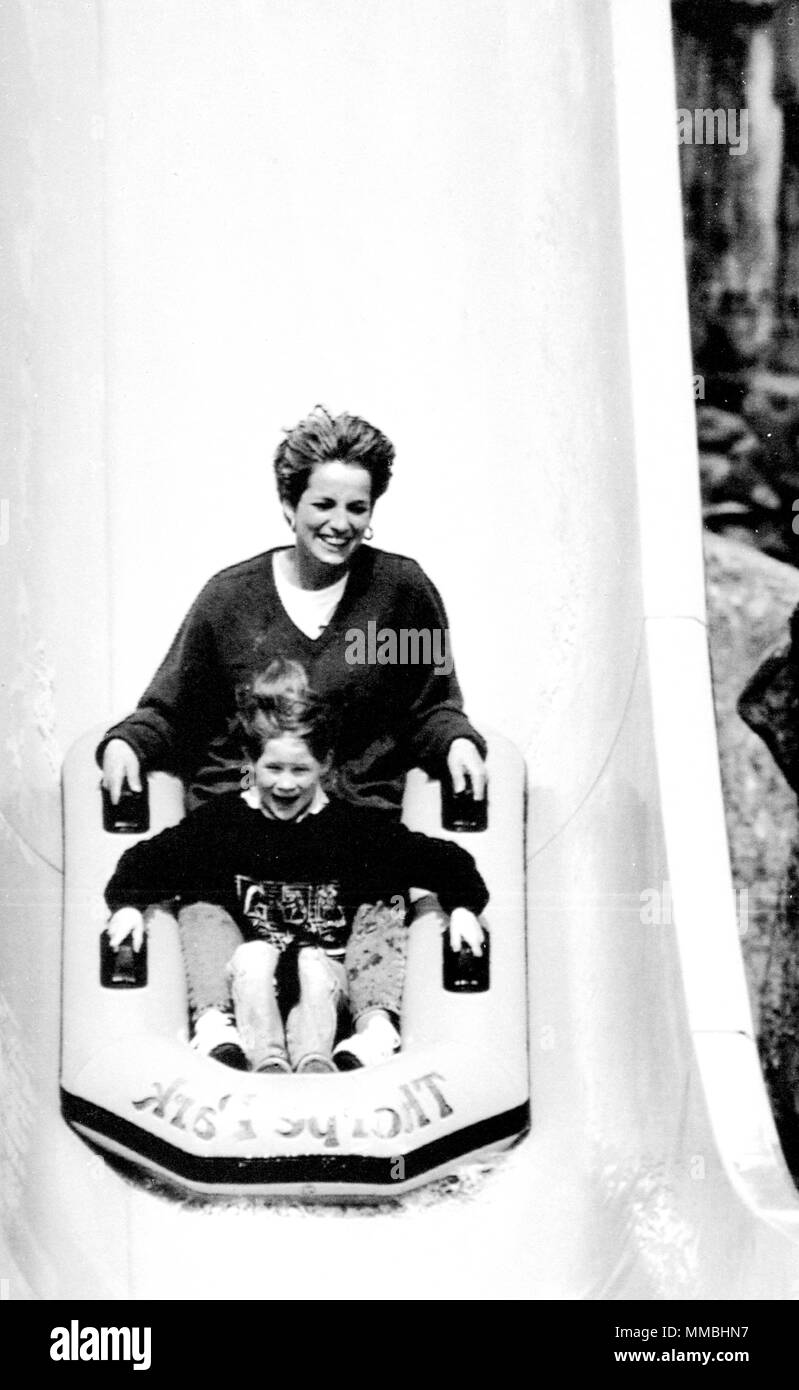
[105,794,489,955]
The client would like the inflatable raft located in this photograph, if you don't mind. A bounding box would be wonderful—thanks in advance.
[60,728,529,1200]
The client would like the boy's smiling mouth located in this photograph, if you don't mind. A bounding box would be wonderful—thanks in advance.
[271,793,301,807]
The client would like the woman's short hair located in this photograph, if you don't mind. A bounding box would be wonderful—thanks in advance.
[273,405,394,508]
[235,657,335,763]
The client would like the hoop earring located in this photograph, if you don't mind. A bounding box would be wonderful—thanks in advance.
[364,526,374,541]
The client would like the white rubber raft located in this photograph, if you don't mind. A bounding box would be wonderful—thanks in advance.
[61,728,529,1200]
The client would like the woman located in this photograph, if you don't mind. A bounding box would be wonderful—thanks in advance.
[100,406,487,1067]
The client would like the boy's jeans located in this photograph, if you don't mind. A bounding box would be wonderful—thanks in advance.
[227,940,346,1069]
[177,900,407,1028]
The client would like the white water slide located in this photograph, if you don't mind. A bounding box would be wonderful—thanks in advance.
[2,0,799,1300]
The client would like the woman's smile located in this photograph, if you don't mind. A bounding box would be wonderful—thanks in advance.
[317,532,351,552]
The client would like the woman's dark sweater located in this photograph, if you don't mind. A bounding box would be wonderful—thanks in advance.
[97,546,485,815]
[105,794,489,955]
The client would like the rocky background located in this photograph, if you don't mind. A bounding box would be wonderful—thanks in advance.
[704,533,799,1168]
[674,2,799,1170]
[700,386,799,567]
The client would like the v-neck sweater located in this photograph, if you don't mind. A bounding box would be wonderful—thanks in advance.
[98,546,485,814]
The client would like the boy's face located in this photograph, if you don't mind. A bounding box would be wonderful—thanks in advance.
[249,733,326,821]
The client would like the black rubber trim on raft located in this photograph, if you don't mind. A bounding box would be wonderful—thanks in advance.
[60,1088,530,1186]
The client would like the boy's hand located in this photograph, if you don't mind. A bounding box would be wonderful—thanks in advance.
[102,739,142,804]
[447,739,487,799]
[449,907,484,955]
[107,907,146,952]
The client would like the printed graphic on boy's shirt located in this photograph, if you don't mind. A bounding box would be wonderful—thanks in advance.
[234,877,348,953]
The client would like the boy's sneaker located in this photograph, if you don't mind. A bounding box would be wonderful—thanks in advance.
[191,1007,249,1071]
[256,1054,292,1075]
[333,1015,401,1071]
[295,1054,337,1074]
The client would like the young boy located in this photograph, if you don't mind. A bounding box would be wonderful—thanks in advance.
[105,659,487,1074]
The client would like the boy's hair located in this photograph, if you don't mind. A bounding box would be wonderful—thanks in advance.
[235,658,335,763]
[273,405,395,509]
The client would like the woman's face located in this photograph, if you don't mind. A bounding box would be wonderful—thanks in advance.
[287,461,373,573]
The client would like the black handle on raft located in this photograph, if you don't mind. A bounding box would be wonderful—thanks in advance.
[440,774,488,833]
[101,778,150,834]
[442,927,490,993]
[99,929,148,989]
